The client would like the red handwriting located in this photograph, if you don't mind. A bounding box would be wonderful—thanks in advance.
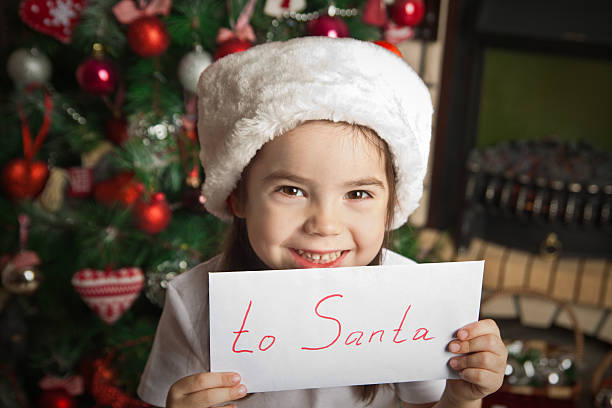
[231,293,435,354]
[301,294,343,350]
[232,300,253,353]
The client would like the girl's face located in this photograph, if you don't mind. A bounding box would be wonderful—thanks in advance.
[232,121,390,269]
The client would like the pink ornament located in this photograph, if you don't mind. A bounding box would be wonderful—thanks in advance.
[72,267,144,324]
[390,0,425,27]
[19,0,85,43]
[307,16,349,38]
[76,57,118,94]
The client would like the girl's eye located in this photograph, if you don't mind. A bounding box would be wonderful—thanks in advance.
[344,190,372,200]
[278,186,305,197]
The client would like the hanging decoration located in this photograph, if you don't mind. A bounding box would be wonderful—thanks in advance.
[93,171,143,206]
[390,0,425,27]
[112,0,171,23]
[307,14,349,37]
[38,167,69,211]
[214,0,257,60]
[72,266,144,324]
[113,0,172,57]
[1,84,52,200]
[127,16,170,57]
[7,47,52,88]
[383,21,415,43]
[18,0,86,43]
[134,192,172,234]
[362,0,387,27]
[66,167,94,197]
[1,215,43,296]
[37,375,83,408]
[177,45,212,94]
[76,43,118,94]
[263,0,306,18]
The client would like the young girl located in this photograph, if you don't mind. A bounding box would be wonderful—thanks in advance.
[137,36,507,408]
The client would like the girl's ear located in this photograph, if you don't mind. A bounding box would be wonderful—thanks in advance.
[228,190,246,219]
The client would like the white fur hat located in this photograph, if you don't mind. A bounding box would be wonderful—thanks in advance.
[197,36,432,230]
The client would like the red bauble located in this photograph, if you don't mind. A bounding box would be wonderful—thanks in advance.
[37,388,77,408]
[76,57,117,94]
[134,192,171,234]
[390,0,425,27]
[1,158,48,199]
[105,117,128,145]
[373,40,403,57]
[307,16,349,38]
[213,39,253,61]
[127,16,170,57]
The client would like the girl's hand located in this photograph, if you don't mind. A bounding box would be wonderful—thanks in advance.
[166,372,247,408]
[445,319,507,404]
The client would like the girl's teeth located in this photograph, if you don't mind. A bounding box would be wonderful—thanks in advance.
[295,249,342,263]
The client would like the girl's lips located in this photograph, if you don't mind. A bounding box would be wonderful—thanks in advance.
[289,248,349,268]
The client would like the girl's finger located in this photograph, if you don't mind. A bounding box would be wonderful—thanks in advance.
[183,383,247,407]
[449,351,506,373]
[448,333,507,357]
[458,367,504,391]
[456,319,500,341]
[170,372,241,395]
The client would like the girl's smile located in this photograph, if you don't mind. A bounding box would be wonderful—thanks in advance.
[230,120,390,270]
[289,248,350,268]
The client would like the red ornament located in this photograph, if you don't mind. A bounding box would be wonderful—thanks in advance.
[72,266,144,324]
[307,16,349,38]
[37,388,77,408]
[1,158,48,199]
[19,0,85,43]
[362,0,387,27]
[93,172,143,206]
[373,40,403,57]
[390,0,425,27]
[127,16,170,57]
[134,192,171,234]
[214,39,253,61]
[105,116,129,145]
[76,57,118,94]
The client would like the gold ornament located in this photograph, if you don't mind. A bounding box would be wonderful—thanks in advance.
[1,262,42,295]
[38,167,69,212]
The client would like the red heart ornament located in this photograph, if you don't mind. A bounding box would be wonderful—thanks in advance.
[72,267,144,324]
[1,158,49,199]
[19,0,86,43]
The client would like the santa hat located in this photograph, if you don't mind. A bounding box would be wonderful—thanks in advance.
[197,36,432,230]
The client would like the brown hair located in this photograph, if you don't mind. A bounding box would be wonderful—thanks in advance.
[218,120,397,404]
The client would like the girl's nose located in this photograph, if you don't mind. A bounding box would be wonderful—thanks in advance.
[304,202,343,236]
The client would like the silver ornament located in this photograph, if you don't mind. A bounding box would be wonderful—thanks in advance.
[7,48,52,88]
[178,45,212,93]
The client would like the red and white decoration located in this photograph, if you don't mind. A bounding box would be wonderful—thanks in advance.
[72,267,144,324]
[19,0,86,43]
[263,0,306,18]
[67,167,93,197]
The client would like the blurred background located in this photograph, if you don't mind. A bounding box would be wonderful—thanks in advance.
[0,0,610,407]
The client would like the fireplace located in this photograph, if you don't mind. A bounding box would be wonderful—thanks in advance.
[428,0,612,258]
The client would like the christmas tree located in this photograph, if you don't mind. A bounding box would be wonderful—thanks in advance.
[0,0,431,405]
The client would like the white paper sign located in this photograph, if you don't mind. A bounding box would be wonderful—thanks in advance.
[209,261,484,393]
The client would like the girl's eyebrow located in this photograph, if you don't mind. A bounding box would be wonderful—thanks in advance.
[262,170,385,189]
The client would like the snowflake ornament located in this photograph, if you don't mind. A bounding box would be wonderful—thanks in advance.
[19,0,86,43]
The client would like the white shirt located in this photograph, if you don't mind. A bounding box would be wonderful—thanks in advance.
[137,249,446,407]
